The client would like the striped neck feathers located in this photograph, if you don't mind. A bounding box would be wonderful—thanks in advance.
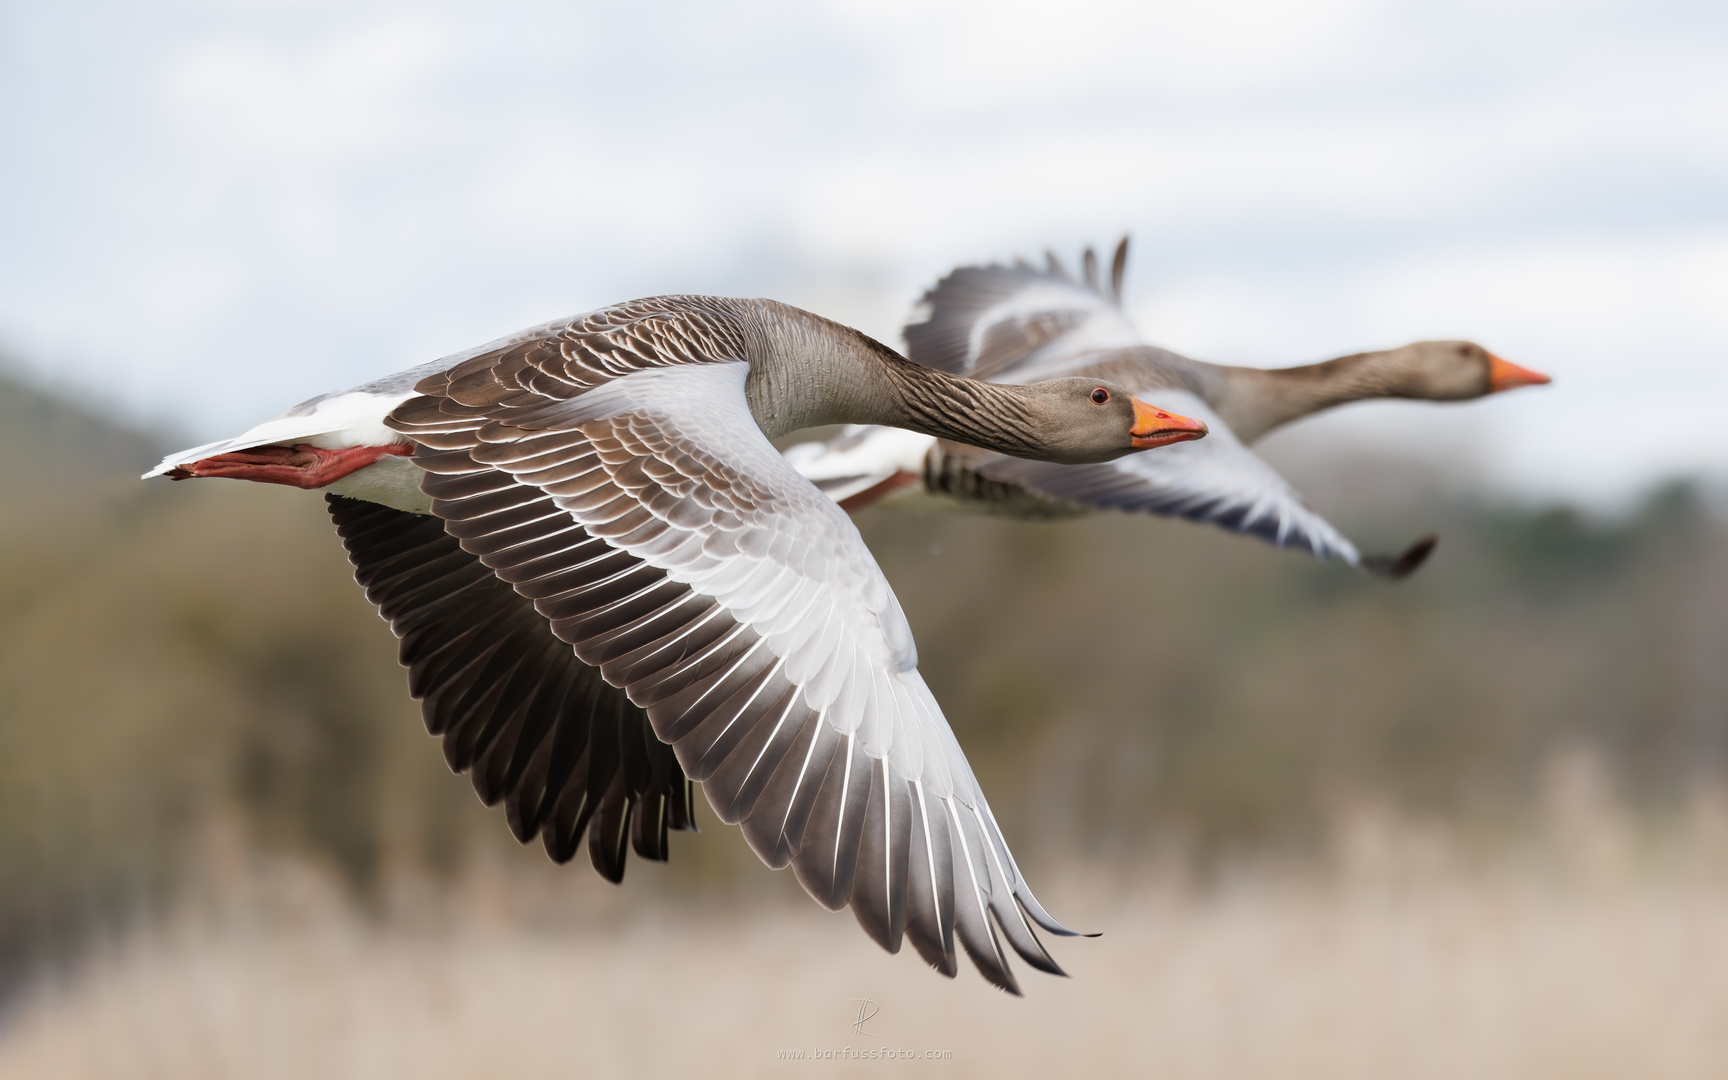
[741,300,1044,458]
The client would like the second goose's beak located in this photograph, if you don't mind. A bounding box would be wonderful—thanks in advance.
[1487,354,1552,393]
[1130,398,1208,449]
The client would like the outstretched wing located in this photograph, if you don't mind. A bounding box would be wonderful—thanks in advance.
[387,297,1073,992]
[973,389,1363,565]
[904,239,1141,382]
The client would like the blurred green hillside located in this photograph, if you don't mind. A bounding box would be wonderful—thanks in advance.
[1,368,1723,990]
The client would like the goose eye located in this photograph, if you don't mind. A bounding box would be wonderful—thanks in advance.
[1090,387,1110,404]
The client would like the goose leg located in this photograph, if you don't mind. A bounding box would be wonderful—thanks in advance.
[167,442,413,488]
[836,471,920,513]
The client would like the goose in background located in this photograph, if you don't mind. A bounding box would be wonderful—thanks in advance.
[145,294,1207,993]
[786,239,1551,579]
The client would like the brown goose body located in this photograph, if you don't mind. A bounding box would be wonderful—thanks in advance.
[145,294,1205,993]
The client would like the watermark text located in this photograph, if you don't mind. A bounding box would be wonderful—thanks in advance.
[777,1046,954,1061]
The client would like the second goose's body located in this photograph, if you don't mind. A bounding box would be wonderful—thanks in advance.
[788,241,1550,577]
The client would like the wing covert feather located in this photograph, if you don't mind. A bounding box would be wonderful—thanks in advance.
[977,390,1361,565]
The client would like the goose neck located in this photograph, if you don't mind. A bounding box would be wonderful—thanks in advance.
[741,300,1043,458]
[1213,349,1408,443]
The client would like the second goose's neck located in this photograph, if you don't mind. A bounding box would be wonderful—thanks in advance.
[1209,349,1415,443]
[741,300,1044,457]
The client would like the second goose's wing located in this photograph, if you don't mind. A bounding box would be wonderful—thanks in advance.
[973,389,1363,566]
[388,303,1072,993]
[905,242,1142,382]
[781,425,935,508]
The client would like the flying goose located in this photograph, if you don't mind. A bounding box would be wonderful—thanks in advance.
[145,295,1207,993]
[786,239,1551,577]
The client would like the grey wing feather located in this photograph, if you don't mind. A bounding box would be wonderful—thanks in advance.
[979,390,1362,566]
[384,298,1069,992]
[904,237,1142,381]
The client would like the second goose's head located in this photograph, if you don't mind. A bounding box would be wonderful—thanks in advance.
[1387,341,1552,400]
[1012,378,1208,464]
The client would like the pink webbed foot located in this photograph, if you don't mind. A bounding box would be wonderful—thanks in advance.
[168,442,413,489]
[837,471,920,513]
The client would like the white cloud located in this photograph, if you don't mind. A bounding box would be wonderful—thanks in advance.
[827,0,1382,99]
[170,20,447,157]
[1365,236,1728,351]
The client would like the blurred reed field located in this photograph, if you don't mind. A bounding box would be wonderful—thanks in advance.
[3,364,1728,1077]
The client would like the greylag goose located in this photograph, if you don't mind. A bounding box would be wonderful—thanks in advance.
[786,239,1551,578]
[144,295,1207,993]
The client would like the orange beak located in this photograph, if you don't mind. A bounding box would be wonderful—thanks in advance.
[1129,397,1208,449]
[1487,353,1552,393]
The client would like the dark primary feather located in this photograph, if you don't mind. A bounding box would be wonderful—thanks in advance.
[1109,237,1129,301]
[1360,534,1439,580]
[326,494,695,881]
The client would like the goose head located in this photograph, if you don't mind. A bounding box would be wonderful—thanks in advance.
[1013,378,1208,464]
[1391,341,1552,400]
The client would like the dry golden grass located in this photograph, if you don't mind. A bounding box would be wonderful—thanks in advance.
[5,806,1728,1080]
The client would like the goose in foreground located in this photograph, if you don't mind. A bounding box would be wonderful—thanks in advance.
[786,239,1551,578]
[145,295,1207,993]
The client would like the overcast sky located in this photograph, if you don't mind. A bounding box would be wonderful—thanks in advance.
[2,0,1724,507]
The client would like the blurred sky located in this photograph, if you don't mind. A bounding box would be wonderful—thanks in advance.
[2,0,1724,507]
